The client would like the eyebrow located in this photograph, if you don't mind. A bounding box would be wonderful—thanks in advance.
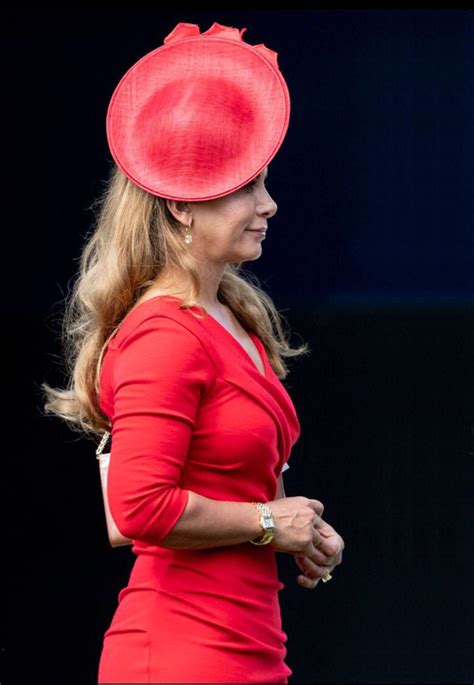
[246,168,268,186]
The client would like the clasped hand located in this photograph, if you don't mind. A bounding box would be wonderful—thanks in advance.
[294,518,344,589]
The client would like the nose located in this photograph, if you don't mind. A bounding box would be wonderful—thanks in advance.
[256,187,278,219]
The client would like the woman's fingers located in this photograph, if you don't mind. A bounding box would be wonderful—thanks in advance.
[313,522,345,559]
[296,554,334,580]
[298,546,333,566]
[316,520,345,552]
[296,513,344,588]
[297,574,320,589]
[308,499,325,517]
[311,539,343,568]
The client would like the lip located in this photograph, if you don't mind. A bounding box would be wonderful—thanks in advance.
[245,229,267,235]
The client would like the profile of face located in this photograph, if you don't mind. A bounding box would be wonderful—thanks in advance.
[167,166,277,265]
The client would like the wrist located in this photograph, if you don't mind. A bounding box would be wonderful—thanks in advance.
[249,502,277,545]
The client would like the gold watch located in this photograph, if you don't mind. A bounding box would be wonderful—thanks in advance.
[250,502,276,545]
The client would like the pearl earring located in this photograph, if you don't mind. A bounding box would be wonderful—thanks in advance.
[184,220,193,245]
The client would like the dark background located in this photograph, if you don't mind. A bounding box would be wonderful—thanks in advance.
[4,7,473,684]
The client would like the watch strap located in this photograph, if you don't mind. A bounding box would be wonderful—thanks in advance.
[249,502,276,546]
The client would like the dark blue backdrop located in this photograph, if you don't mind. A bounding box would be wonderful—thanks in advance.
[3,8,474,311]
[4,8,473,685]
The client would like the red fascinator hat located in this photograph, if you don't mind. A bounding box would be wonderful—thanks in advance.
[106,21,290,201]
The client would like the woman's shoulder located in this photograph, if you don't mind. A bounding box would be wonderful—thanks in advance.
[109,294,219,371]
[99,295,218,415]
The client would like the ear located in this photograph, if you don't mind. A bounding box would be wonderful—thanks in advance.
[166,199,192,226]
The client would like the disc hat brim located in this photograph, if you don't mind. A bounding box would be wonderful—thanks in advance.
[106,22,290,202]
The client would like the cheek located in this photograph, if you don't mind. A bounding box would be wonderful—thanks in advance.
[221,216,251,240]
[200,198,254,242]
[222,196,254,224]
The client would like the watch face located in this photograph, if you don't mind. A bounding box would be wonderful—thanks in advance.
[262,516,276,532]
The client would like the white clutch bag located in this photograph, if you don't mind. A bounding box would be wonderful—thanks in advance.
[96,432,132,547]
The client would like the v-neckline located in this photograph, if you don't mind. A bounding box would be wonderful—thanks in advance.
[130,294,268,379]
[204,312,268,379]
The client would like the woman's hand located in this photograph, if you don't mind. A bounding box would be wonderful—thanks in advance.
[266,495,344,588]
[293,518,345,589]
[267,496,326,556]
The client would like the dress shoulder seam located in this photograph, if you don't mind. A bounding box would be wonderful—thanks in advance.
[116,310,220,378]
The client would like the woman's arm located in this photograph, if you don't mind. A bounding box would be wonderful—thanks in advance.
[160,491,263,549]
[161,473,286,550]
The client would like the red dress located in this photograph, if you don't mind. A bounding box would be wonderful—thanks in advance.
[97,295,301,684]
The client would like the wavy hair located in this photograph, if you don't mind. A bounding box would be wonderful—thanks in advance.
[41,164,310,438]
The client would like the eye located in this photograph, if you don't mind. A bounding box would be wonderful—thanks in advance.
[243,178,260,192]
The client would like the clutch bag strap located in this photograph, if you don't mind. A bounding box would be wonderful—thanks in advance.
[95,431,111,457]
[94,430,132,547]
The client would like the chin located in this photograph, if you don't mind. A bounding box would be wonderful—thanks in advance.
[241,250,262,263]
[226,245,262,263]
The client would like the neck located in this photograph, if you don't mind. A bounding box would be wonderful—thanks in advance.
[151,260,227,310]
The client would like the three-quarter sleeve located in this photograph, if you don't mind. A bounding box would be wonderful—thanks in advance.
[107,314,216,546]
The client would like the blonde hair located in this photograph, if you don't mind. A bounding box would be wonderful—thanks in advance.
[41,164,310,439]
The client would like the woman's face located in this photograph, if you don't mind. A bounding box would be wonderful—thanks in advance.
[185,166,278,265]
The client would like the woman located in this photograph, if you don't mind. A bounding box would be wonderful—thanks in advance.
[42,21,344,684]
